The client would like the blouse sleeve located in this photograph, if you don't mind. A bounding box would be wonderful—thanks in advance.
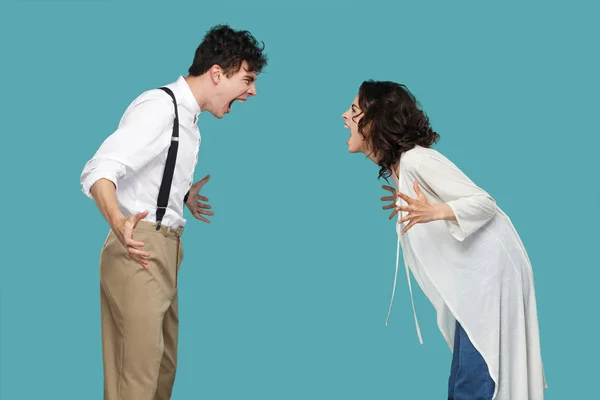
[414,153,496,241]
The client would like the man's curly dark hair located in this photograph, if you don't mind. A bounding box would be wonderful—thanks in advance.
[188,24,268,76]
[355,80,440,180]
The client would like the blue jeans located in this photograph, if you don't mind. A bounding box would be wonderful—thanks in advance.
[448,321,495,400]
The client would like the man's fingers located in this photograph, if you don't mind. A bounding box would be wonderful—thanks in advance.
[395,206,410,212]
[118,232,148,269]
[382,203,395,210]
[135,210,149,221]
[194,214,211,223]
[133,257,149,270]
[124,236,144,248]
[388,208,398,219]
[381,185,396,193]
[198,196,209,202]
[136,257,149,269]
[195,174,211,188]
[128,247,150,259]
[197,208,214,216]
[381,196,395,202]
[124,232,144,247]
[197,202,212,209]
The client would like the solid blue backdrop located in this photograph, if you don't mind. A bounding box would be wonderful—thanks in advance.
[1,1,598,399]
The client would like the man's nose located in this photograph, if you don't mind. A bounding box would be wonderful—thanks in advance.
[248,82,257,96]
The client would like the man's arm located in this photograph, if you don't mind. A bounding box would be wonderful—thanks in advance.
[80,92,174,200]
[81,91,174,267]
[89,177,151,268]
[90,178,126,232]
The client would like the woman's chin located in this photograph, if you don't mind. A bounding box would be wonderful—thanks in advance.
[347,145,360,154]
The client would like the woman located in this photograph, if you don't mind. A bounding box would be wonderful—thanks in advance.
[342,80,546,400]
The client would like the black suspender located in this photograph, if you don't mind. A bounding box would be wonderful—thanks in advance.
[155,86,180,230]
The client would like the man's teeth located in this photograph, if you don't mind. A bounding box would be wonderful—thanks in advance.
[238,99,245,103]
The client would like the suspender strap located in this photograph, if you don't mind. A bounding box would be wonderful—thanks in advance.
[155,86,179,230]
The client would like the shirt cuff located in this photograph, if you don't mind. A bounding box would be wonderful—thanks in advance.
[81,170,119,199]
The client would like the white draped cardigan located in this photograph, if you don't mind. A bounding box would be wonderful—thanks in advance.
[387,145,547,399]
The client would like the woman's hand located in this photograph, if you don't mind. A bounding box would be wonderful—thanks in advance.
[396,180,455,234]
[381,185,399,220]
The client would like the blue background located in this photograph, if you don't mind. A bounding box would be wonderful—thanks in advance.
[1,0,598,399]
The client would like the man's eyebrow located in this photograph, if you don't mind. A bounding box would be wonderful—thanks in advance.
[242,67,256,82]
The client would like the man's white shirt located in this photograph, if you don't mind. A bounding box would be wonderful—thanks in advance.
[81,76,201,228]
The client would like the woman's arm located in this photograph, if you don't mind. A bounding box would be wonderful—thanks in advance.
[397,153,496,241]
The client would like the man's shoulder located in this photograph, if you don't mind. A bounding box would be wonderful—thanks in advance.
[115,83,179,126]
[118,84,178,121]
[129,85,175,108]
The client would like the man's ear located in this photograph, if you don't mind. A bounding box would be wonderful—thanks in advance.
[209,65,223,84]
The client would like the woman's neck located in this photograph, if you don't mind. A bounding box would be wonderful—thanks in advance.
[364,147,400,179]
[391,160,399,177]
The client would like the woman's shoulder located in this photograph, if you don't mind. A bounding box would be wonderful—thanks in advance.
[401,145,443,166]
[401,146,458,178]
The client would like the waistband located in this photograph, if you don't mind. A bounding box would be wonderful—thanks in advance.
[135,220,184,238]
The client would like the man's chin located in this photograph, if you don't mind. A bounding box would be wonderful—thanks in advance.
[208,110,225,119]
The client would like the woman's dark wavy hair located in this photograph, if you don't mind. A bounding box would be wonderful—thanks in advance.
[188,24,268,76]
[356,80,440,180]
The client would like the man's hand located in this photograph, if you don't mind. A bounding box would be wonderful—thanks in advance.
[111,210,150,269]
[381,185,399,220]
[186,174,214,223]
[91,179,150,269]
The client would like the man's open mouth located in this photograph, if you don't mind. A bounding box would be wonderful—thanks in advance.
[226,97,246,113]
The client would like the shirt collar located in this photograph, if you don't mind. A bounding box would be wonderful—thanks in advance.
[172,75,201,118]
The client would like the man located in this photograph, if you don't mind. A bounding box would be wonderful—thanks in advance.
[80,24,267,399]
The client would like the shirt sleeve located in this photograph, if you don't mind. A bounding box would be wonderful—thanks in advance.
[414,153,497,241]
[80,92,174,199]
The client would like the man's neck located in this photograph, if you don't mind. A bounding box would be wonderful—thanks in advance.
[184,75,215,112]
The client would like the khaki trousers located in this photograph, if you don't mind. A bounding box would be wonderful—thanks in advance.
[99,221,184,400]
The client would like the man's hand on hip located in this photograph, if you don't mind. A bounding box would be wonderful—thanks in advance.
[111,211,150,269]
